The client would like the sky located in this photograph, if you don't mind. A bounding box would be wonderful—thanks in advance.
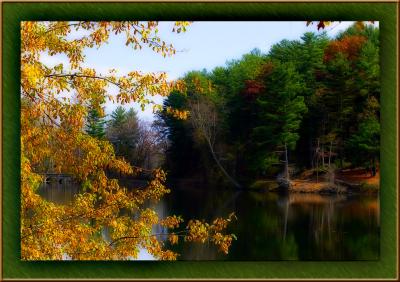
[40,21,364,122]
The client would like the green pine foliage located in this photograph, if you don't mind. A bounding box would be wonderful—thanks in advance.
[85,102,106,140]
[158,23,380,187]
[251,61,307,173]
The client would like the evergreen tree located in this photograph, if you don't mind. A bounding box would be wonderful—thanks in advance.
[106,106,139,160]
[269,32,329,168]
[109,106,127,128]
[85,101,106,139]
[345,117,380,168]
[318,24,379,167]
[158,91,202,178]
[252,61,307,177]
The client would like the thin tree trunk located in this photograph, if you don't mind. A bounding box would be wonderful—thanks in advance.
[316,139,319,183]
[328,141,332,168]
[206,139,241,189]
[284,143,290,181]
[189,99,241,189]
[322,122,326,168]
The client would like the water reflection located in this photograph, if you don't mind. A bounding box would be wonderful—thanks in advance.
[38,179,79,205]
[38,181,379,261]
[163,185,379,261]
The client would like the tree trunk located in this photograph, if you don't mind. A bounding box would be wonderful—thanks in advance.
[316,139,319,183]
[206,139,242,189]
[285,143,290,182]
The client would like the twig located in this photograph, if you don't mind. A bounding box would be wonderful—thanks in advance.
[108,230,188,246]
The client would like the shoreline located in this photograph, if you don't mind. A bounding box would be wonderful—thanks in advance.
[251,169,380,195]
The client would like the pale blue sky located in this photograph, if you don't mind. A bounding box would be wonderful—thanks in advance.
[41,21,365,122]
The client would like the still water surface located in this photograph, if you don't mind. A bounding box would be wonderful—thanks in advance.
[39,180,379,260]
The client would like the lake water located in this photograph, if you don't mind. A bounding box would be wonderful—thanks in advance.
[38,179,379,261]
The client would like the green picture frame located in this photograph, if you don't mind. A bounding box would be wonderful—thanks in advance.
[2,2,398,279]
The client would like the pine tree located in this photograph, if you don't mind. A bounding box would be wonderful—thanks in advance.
[109,106,127,127]
[252,61,307,177]
[85,102,106,139]
[345,117,379,168]
[106,106,139,160]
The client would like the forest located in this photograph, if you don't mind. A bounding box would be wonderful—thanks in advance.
[21,21,380,261]
[93,23,380,192]
[159,24,380,192]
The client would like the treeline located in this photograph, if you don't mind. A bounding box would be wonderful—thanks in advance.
[158,24,380,187]
[86,105,167,172]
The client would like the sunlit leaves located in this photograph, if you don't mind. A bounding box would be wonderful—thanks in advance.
[165,106,190,120]
[185,213,237,254]
[21,20,236,261]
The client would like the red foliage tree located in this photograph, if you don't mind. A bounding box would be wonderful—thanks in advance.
[242,80,265,98]
[324,35,367,62]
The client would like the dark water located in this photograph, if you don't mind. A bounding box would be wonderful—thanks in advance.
[38,180,379,261]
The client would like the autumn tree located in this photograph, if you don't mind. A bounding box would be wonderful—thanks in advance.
[21,21,236,260]
[318,24,379,168]
[340,25,380,169]
[160,21,379,188]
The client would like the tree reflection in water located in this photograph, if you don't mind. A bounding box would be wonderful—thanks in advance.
[38,181,379,260]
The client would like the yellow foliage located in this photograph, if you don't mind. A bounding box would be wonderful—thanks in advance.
[20,21,235,260]
[166,107,190,120]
